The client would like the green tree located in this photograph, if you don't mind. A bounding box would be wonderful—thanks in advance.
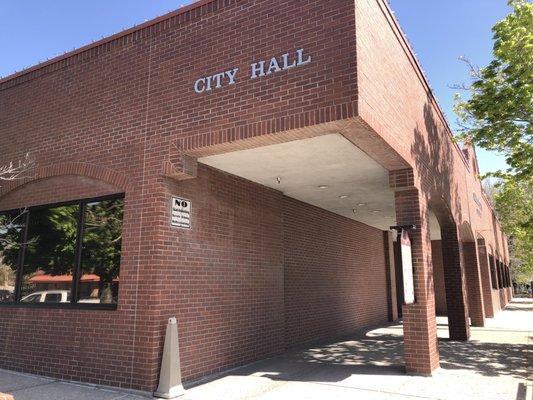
[455,0,532,286]
[23,205,79,276]
[0,199,123,302]
[454,0,533,179]
[81,199,123,302]
[493,178,532,284]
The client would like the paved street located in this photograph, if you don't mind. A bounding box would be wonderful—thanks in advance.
[1,298,531,400]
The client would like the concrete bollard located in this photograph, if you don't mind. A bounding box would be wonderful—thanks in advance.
[154,317,185,399]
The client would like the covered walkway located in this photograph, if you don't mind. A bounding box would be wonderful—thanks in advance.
[179,298,531,400]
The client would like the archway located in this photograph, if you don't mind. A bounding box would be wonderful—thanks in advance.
[476,235,495,318]
[427,198,470,341]
[459,222,485,327]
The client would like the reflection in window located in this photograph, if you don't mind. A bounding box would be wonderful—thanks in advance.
[0,194,124,307]
[21,205,78,299]
[79,198,123,304]
[0,210,25,303]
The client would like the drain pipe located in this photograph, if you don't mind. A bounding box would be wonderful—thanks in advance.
[154,317,185,399]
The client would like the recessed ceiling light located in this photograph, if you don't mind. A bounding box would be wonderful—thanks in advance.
[357,203,366,206]
[318,185,329,189]
[339,195,349,199]
[276,177,282,184]
[352,209,357,214]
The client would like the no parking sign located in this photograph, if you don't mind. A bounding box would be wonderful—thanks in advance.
[171,197,192,229]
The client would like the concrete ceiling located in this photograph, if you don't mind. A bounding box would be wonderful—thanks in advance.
[199,133,398,231]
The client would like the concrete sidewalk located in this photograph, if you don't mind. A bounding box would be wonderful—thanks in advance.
[0,371,148,400]
[1,298,531,400]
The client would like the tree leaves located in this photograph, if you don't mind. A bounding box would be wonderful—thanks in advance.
[455,0,533,284]
[492,178,532,283]
[455,0,533,180]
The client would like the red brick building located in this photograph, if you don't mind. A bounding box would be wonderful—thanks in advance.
[0,0,512,393]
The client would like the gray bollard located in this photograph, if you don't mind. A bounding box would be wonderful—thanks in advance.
[154,317,185,399]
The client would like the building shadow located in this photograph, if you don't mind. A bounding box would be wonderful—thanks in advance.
[219,321,529,385]
[231,331,406,384]
[438,339,529,379]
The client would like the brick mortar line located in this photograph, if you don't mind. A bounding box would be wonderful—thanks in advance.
[129,41,153,389]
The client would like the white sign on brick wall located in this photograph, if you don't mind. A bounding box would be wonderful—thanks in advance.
[401,230,415,304]
[171,197,191,229]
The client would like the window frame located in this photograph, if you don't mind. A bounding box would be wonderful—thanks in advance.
[0,193,124,310]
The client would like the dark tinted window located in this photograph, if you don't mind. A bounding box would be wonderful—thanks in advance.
[21,204,78,299]
[0,210,25,303]
[0,194,124,308]
[44,293,62,303]
[78,198,123,304]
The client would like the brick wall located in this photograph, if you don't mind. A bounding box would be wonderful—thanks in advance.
[0,174,145,389]
[0,0,511,390]
[355,0,508,262]
[152,165,286,382]
[283,196,389,347]
[153,165,389,381]
[0,164,390,389]
[0,0,361,391]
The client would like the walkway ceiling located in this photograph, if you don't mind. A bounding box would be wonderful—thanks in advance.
[199,133,397,231]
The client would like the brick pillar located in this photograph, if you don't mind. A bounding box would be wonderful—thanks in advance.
[477,241,494,318]
[441,226,470,340]
[462,241,485,327]
[393,187,439,375]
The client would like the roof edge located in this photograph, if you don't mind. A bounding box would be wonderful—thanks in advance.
[0,0,215,86]
[375,0,466,161]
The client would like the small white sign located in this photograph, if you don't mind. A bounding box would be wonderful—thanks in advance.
[171,197,191,229]
[400,230,415,304]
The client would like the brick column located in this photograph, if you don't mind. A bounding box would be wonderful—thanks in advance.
[441,226,470,340]
[477,240,494,318]
[462,241,485,327]
[393,187,439,375]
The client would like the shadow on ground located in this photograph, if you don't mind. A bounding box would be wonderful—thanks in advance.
[438,339,529,379]
[227,314,529,385]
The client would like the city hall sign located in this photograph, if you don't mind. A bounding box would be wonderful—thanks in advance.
[193,48,312,94]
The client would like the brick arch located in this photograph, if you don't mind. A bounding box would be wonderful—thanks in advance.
[476,234,495,318]
[427,196,456,230]
[427,196,471,340]
[458,221,485,326]
[0,162,131,198]
[459,221,476,243]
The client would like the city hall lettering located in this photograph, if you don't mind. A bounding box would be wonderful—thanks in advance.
[193,48,312,93]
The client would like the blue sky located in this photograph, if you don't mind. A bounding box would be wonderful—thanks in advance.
[1,0,510,174]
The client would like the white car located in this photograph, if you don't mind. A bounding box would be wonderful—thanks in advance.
[21,290,102,304]
[21,290,70,303]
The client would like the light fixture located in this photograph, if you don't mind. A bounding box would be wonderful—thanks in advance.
[318,185,329,189]
[357,203,366,207]
[276,177,282,184]
[352,208,357,214]
[372,210,381,213]
[339,195,349,199]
